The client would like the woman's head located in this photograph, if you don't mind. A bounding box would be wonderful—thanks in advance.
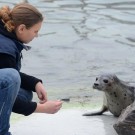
[0,3,43,43]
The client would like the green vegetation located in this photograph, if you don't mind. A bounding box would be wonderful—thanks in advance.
[62,100,102,109]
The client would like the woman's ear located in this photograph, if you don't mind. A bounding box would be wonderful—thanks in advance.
[17,24,26,34]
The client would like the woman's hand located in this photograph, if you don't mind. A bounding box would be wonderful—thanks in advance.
[35,82,47,103]
[35,100,63,114]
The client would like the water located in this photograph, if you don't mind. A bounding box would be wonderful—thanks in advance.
[1,0,135,100]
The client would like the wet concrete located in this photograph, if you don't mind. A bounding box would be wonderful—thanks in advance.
[10,109,118,135]
[21,0,135,100]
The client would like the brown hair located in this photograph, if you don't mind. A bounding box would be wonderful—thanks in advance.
[0,3,43,32]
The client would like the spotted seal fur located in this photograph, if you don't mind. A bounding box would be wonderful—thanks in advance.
[83,73,135,117]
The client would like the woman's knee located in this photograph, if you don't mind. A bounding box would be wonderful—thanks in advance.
[0,68,21,90]
[6,68,20,84]
[0,68,20,83]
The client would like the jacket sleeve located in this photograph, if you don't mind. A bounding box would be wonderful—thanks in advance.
[12,97,37,116]
[20,72,42,92]
[0,53,42,92]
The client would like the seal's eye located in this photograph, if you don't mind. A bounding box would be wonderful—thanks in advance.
[103,79,108,83]
[96,77,98,81]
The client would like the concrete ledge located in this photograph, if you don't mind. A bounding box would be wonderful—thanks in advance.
[10,109,118,135]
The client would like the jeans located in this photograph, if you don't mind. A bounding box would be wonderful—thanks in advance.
[0,68,33,135]
[0,68,21,135]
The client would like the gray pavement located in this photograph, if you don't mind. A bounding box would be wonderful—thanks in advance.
[10,109,118,135]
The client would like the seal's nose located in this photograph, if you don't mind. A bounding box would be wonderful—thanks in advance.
[94,83,99,86]
[93,83,99,89]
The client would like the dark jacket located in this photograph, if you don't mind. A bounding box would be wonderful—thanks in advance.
[0,21,41,115]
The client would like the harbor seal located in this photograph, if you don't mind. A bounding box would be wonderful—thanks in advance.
[83,73,135,117]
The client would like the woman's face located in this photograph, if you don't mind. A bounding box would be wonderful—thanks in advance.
[15,21,42,44]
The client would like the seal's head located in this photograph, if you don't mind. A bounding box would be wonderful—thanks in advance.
[93,73,118,91]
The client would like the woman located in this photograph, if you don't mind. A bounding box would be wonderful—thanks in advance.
[0,3,62,135]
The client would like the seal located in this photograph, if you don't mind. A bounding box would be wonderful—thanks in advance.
[83,73,135,117]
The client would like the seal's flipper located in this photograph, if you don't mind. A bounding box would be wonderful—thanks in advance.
[82,105,108,116]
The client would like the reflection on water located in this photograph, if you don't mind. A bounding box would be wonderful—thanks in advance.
[0,0,135,99]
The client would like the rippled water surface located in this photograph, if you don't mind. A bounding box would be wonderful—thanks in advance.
[1,0,135,99]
